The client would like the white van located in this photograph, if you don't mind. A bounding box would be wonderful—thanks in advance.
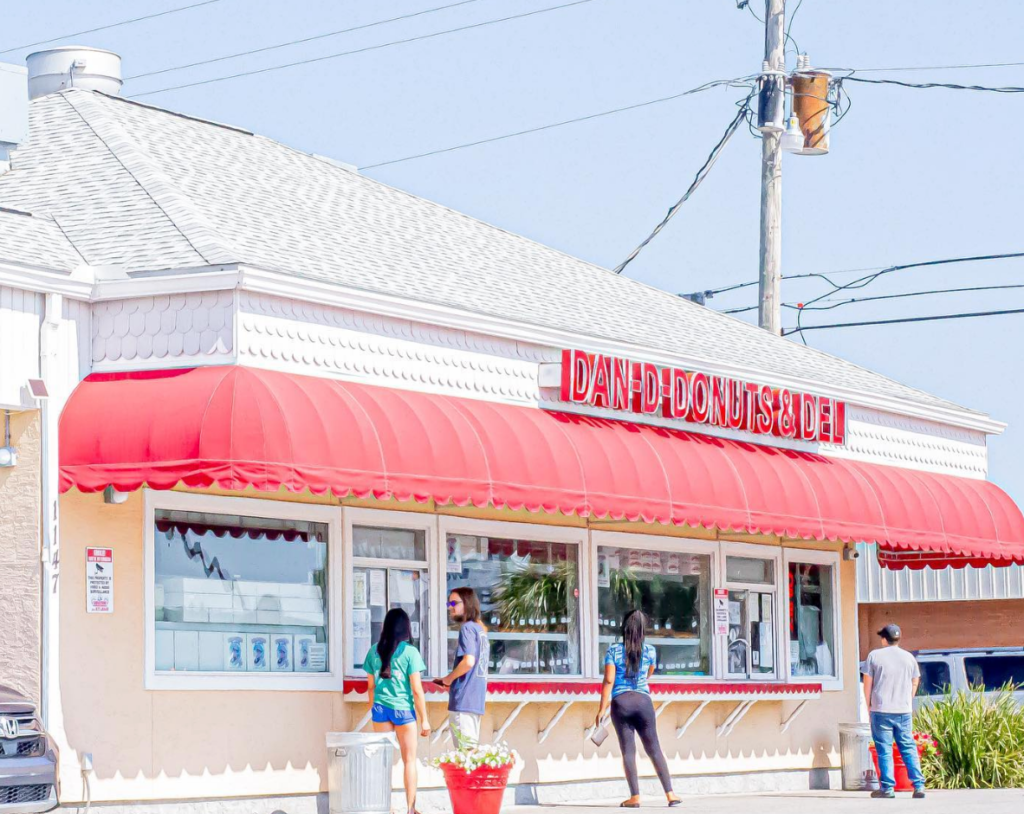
[914,647,1024,707]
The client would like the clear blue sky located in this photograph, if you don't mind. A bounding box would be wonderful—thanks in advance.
[5,1,1023,500]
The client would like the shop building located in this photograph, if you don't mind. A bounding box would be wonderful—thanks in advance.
[2,48,1024,813]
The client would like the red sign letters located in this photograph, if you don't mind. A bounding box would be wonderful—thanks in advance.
[559,349,846,444]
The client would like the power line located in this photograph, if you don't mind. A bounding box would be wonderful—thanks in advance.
[613,93,755,276]
[0,0,227,55]
[840,75,1024,94]
[723,282,1024,315]
[824,60,1024,74]
[359,76,754,170]
[784,307,1024,335]
[128,0,602,99]
[125,0,486,81]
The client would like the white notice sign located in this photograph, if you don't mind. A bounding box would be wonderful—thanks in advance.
[713,588,729,636]
[86,547,113,613]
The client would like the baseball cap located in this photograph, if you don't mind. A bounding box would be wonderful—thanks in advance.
[877,624,902,642]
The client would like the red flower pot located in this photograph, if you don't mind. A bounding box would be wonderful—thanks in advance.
[869,742,922,792]
[440,762,512,814]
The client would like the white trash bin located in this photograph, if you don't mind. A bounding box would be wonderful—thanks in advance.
[326,731,398,814]
[838,722,879,791]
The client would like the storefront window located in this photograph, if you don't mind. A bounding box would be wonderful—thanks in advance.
[352,526,429,673]
[446,534,580,675]
[597,547,711,676]
[788,562,836,678]
[154,509,329,674]
[724,555,777,678]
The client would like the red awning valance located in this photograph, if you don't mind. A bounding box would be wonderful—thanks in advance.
[59,366,1024,569]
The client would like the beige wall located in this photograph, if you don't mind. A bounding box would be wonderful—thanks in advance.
[58,487,859,804]
[0,410,41,703]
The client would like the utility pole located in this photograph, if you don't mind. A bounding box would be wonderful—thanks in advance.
[758,0,786,335]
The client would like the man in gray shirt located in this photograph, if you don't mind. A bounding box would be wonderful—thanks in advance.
[861,624,926,799]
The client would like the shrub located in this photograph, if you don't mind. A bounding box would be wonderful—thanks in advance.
[914,686,1024,789]
[433,741,517,774]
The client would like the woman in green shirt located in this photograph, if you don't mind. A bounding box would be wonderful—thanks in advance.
[364,609,430,814]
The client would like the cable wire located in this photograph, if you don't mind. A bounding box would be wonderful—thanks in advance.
[359,76,755,170]
[722,282,1024,315]
[784,307,1024,335]
[823,60,1024,74]
[0,0,227,55]
[126,0,486,81]
[128,0,601,99]
[613,92,754,276]
[840,75,1024,94]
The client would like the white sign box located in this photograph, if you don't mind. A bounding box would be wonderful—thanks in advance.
[87,548,114,613]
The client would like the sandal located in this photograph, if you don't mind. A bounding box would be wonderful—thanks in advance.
[620,803,641,809]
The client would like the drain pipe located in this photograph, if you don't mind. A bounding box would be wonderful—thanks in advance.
[39,293,67,755]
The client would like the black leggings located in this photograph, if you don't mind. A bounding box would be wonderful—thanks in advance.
[610,691,673,797]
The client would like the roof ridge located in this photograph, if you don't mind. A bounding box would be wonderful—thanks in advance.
[61,90,237,267]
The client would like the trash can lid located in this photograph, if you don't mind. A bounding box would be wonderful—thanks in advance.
[838,722,873,735]
[326,731,398,748]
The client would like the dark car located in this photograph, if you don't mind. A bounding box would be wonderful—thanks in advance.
[0,685,59,814]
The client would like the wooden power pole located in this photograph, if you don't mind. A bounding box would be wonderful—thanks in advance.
[758,0,786,335]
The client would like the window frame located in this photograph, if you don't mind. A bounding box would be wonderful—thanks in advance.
[343,507,438,677]
[718,541,784,681]
[590,531,718,682]
[144,489,343,691]
[437,516,590,680]
[783,547,843,690]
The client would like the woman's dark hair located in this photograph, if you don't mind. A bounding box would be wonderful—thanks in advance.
[377,608,412,679]
[621,609,647,679]
[450,586,486,630]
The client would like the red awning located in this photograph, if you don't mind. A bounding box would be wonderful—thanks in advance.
[59,366,1024,569]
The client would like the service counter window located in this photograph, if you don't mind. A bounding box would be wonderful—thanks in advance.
[446,533,581,676]
[597,546,711,676]
[722,552,779,679]
[788,559,838,679]
[351,525,430,673]
[152,507,331,676]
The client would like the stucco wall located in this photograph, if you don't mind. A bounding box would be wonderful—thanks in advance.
[0,409,41,703]
[58,488,859,804]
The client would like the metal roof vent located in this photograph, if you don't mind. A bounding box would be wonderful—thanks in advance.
[27,46,122,100]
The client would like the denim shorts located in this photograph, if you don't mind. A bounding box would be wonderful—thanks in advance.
[371,703,416,726]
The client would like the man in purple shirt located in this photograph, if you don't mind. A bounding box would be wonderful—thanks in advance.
[437,587,489,746]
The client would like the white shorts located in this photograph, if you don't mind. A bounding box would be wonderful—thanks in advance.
[448,711,482,746]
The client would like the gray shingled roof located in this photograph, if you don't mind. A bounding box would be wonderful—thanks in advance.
[0,89,980,417]
[0,206,82,271]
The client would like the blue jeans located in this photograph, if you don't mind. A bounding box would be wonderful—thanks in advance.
[871,712,925,791]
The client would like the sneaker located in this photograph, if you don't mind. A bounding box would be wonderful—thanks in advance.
[871,789,896,799]
[913,789,926,799]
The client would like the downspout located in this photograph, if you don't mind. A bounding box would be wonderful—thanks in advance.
[39,292,65,741]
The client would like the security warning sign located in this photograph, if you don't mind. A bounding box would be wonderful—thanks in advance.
[713,588,729,637]
[87,548,113,614]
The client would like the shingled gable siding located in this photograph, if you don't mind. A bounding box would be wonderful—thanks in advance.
[0,409,42,703]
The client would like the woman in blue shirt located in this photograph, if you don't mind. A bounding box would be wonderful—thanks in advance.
[596,610,680,808]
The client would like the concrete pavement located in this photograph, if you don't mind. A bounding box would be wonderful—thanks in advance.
[509,789,1024,813]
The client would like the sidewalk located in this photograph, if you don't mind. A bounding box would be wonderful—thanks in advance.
[509,789,1024,813]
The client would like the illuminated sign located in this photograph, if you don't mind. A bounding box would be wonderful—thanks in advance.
[557,349,846,444]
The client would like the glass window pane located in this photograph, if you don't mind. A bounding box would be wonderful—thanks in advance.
[353,525,425,560]
[918,662,951,696]
[963,655,1024,690]
[445,534,580,676]
[788,562,836,678]
[597,547,711,676]
[726,589,775,676]
[154,509,329,674]
[727,556,775,584]
[352,566,429,672]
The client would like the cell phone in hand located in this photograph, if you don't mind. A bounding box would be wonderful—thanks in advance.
[590,722,610,747]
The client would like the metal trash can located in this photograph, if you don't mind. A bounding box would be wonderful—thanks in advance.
[326,731,398,814]
[839,722,879,791]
